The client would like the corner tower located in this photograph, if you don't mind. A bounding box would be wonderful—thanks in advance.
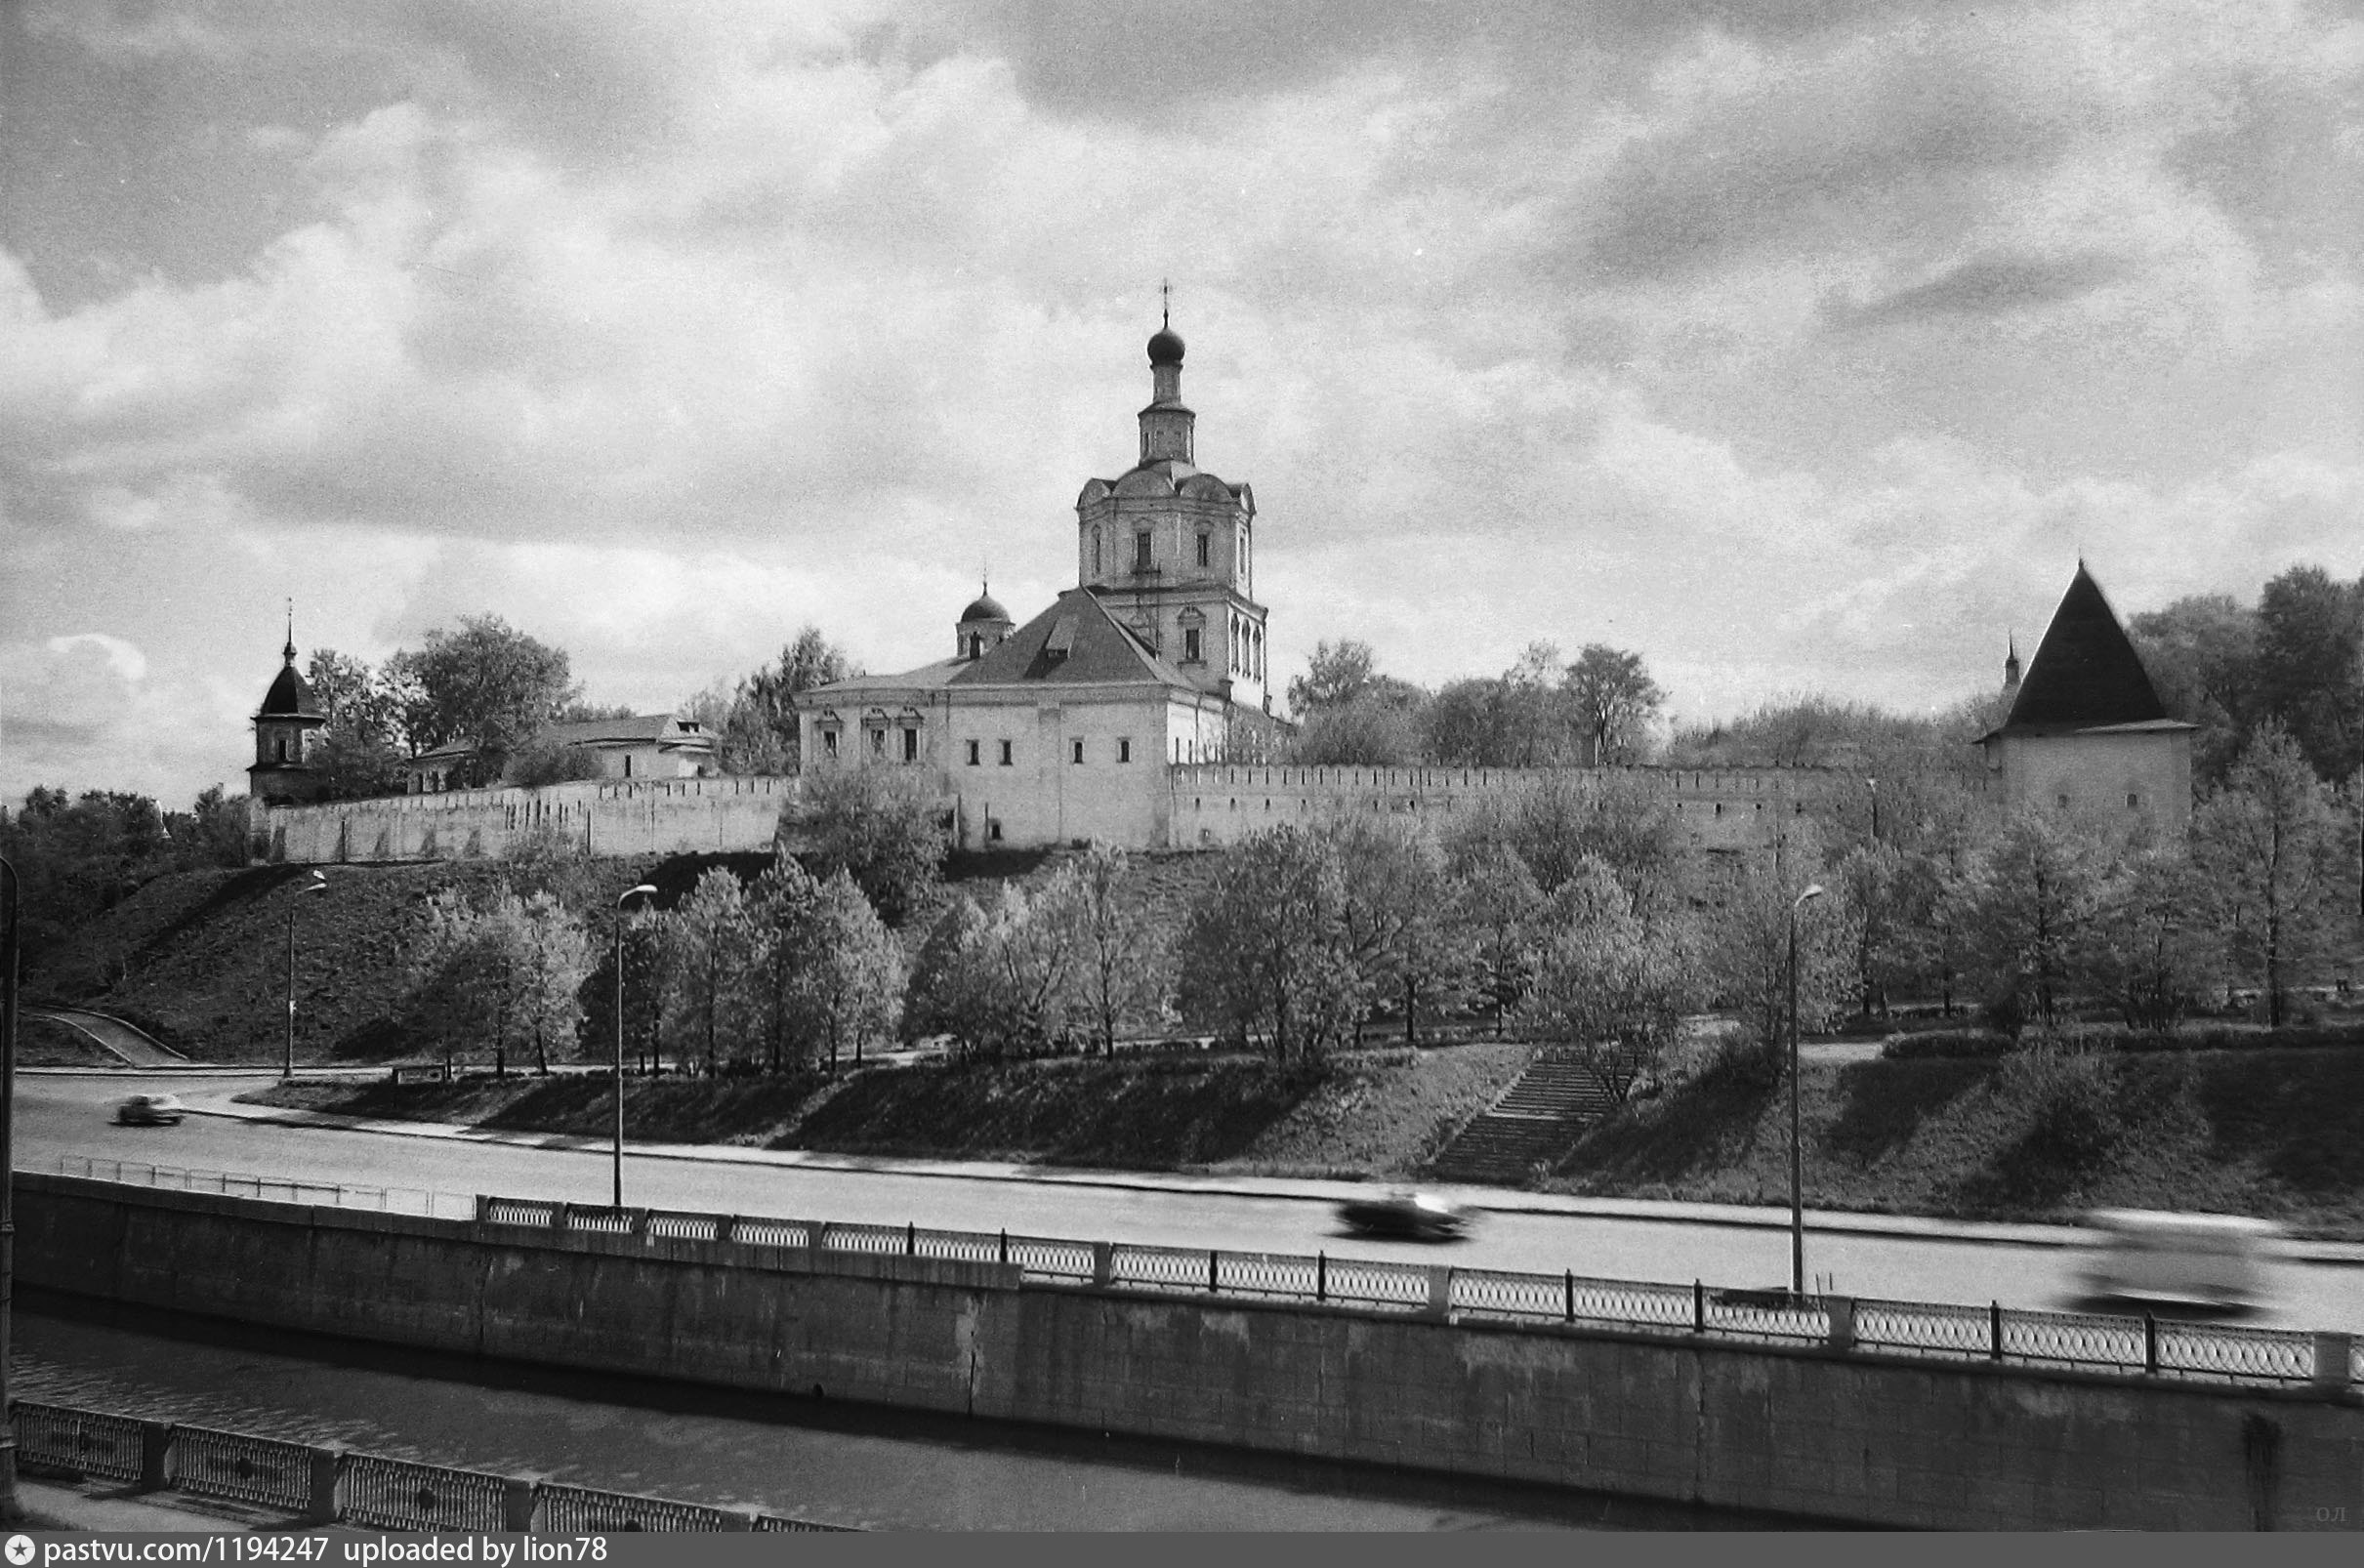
[1072,307,1269,712]
[248,619,328,805]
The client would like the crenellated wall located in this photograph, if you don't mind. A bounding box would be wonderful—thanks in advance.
[258,775,804,865]
[1165,763,1846,852]
[257,763,1848,863]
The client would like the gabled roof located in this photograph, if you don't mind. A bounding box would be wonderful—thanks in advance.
[542,715,712,749]
[950,587,1198,689]
[1998,564,2174,731]
[804,658,970,702]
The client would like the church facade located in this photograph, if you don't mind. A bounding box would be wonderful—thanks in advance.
[789,316,1287,849]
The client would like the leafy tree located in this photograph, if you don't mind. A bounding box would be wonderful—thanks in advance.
[2129,594,2259,786]
[304,649,409,798]
[1178,827,1365,1060]
[1,788,172,972]
[510,740,607,788]
[1519,857,1696,1103]
[171,786,254,870]
[749,846,820,1072]
[661,868,762,1074]
[786,870,904,1069]
[799,765,948,924]
[973,879,1083,1055]
[392,615,580,785]
[1562,643,1663,766]
[1448,838,1546,1035]
[1287,640,1382,714]
[1703,850,1852,1065]
[1288,696,1428,766]
[903,892,1001,1058]
[1056,844,1171,1053]
[1326,818,1466,1043]
[2253,566,2364,781]
[1833,840,1912,1020]
[718,626,857,774]
[512,890,593,1072]
[1424,677,1516,768]
[2193,726,2344,1025]
[1935,814,2106,1034]
[2076,848,2215,1032]
[405,888,585,1074]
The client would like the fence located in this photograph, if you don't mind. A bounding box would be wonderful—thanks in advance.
[56,1156,474,1220]
[9,1400,854,1533]
[470,1192,2359,1391]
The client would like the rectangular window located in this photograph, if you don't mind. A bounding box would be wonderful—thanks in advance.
[822,730,839,760]
[1135,531,1152,569]
[988,819,1004,842]
[1196,532,1210,567]
[869,728,886,759]
[1183,627,1201,662]
[1117,738,1131,763]
[966,740,980,766]
[2127,792,2140,808]
[999,739,1014,766]
[1071,739,1085,764]
[903,727,919,763]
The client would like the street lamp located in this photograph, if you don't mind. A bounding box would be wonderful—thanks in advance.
[1787,882,1825,1299]
[0,856,24,1521]
[612,884,658,1208]
[1864,777,1880,846]
[283,870,327,1081]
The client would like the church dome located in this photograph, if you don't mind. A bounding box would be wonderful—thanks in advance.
[960,591,1011,625]
[1146,324,1184,366]
[260,659,320,718]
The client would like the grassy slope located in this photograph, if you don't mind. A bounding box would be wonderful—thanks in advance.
[1560,1049,2364,1235]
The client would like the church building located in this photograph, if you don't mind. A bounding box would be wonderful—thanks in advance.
[1978,563,2194,844]
[247,625,328,806]
[792,315,1286,848]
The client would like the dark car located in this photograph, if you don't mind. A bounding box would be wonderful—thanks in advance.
[113,1093,186,1127]
[1335,1191,1471,1241]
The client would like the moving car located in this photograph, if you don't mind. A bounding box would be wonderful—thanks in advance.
[2080,1209,2280,1312]
[1335,1190,1471,1241]
[113,1093,186,1127]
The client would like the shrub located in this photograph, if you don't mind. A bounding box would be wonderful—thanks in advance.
[1998,1042,2121,1169]
[1881,1029,2013,1060]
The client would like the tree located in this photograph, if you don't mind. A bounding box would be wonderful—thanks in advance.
[1833,841,1912,1020]
[2194,726,2343,1025]
[2076,848,2215,1033]
[1056,844,1171,1053]
[1562,644,1663,766]
[787,870,904,1069]
[718,626,857,774]
[1288,696,1428,766]
[172,786,253,870]
[392,615,580,784]
[2254,566,2364,781]
[512,890,593,1072]
[2130,594,2259,787]
[1287,640,1381,714]
[749,846,820,1072]
[510,741,607,788]
[1704,849,1852,1064]
[1448,838,1546,1035]
[799,765,949,924]
[1326,819,1467,1043]
[1178,827,1366,1060]
[904,892,1001,1058]
[405,888,585,1074]
[1519,857,1695,1103]
[661,868,761,1074]
[305,649,409,798]
[1935,814,2107,1034]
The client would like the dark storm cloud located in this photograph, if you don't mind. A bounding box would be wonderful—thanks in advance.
[1823,250,2133,330]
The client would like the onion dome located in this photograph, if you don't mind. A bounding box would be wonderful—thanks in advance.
[960,590,1011,625]
[1146,323,1184,366]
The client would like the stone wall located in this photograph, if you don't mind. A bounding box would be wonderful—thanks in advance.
[258,775,802,865]
[1165,763,1846,852]
[24,1175,2360,1530]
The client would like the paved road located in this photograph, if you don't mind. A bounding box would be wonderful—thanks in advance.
[26,1069,2364,1337]
[24,1007,187,1067]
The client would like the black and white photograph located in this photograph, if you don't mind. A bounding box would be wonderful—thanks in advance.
[2,0,2361,1538]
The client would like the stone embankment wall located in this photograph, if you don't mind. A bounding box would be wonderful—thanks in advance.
[259,776,801,865]
[24,1175,2360,1531]
[1165,763,1846,852]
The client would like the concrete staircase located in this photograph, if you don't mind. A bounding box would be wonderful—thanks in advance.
[1425,1053,1618,1184]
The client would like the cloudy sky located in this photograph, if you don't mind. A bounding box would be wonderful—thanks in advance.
[4,0,2360,807]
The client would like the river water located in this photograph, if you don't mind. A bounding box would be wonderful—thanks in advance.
[15,1295,1799,1532]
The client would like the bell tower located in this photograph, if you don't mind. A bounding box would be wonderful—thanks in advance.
[248,611,328,805]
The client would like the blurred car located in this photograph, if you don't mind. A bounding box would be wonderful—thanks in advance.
[2080,1209,2281,1312]
[1335,1191,1471,1241]
[113,1093,186,1127]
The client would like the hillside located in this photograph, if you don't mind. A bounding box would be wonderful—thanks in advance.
[23,846,1223,1064]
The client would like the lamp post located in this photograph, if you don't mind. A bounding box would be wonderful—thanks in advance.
[1865,777,1880,846]
[1787,882,1825,1298]
[0,856,23,1521]
[612,884,658,1208]
[283,870,327,1081]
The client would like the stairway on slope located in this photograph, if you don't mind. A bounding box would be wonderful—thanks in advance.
[1424,1052,1617,1185]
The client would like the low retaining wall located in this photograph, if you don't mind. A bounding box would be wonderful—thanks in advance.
[21,1175,2362,1530]
[261,775,804,865]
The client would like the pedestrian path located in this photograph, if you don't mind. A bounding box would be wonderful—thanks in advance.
[16,1475,335,1534]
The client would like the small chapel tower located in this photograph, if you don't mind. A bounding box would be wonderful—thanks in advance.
[248,616,328,805]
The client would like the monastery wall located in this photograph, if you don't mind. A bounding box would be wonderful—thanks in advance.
[1166,763,1846,852]
[260,775,800,865]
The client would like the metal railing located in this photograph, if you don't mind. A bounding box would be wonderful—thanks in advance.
[466,1190,2354,1390]
[9,1399,855,1533]
[56,1156,473,1219]
[51,1162,2356,1392]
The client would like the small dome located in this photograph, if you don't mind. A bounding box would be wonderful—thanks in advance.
[1147,324,1184,366]
[260,662,319,718]
[960,592,1011,625]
